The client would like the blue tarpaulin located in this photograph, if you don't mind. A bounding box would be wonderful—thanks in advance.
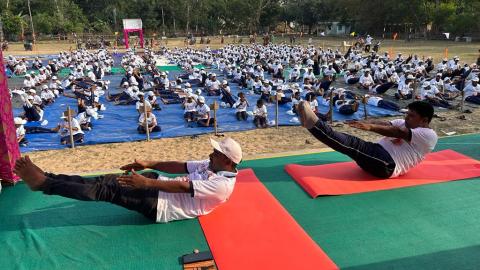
[12,71,401,153]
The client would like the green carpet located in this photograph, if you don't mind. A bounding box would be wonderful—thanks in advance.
[0,179,208,270]
[240,133,480,270]
[1,133,479,269]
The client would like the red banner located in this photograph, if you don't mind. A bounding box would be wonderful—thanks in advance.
[0,49,21,184]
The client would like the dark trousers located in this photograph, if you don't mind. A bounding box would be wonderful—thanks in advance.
[378,100,400,111]
[137,125,161,134]
[236,111,248,121]
[60,133,84,144]
[374,82,394,94]
[25,126,56,134]
[308,119,396,178]
[347,78,360,85]
[40,172,158,221]
[466,95,480,105]
[24,106,41,122]
[254,116,267,127]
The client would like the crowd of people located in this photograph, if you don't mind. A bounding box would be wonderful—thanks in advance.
[7,40,480,148]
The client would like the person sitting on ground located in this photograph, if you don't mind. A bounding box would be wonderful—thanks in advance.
[53,113,85,145]
[464,77,480,104]
[296,100,437,178]
[13,137,242,223]
[183,95,197,124]
[135,92,152,114]
[253,99,268,128]
[40,85,56,106]
[146,91,161,110]
[359,69,374,89]
[15,117,28,147]
[233,92,249,121]
[420,82,456,109]
[395,75,414,100]
[18,92,44,122]
[195,96,214,127]
[137,108,161,134]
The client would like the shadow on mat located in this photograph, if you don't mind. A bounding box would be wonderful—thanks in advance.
[0,201,154,231]
[343,245,480,270]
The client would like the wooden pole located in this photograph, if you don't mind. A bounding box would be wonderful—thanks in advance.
[66,107,75,149]
[210,101,219,136]
[362,96,368,120]
[444,48,448,59]
[275,94,280,129]
[143,105,150,141]
[329,90,334,124]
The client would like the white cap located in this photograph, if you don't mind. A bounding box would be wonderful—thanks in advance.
[473,77,479,82]
[210,137,243,164]
[197,96,205,103]
[175,85,182,89]
[42,85,48,90]
[406,75,415,80]
[185,82,191,87]
[14,117,27,125]
[147,91,155,96]
[28,89,36,94]
[222,80,228,84]
[137,92,145,96]
[422,81,431,88]
[122,82,129,86]
[52,76,57,80]
[161,72,166,76]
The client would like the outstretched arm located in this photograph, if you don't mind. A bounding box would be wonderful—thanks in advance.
[117,170,190,192]
[120,159,188,174]
[348,122,411,141]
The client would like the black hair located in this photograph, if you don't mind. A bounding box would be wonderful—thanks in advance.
[256,99,264,106]
[408,101,434,123]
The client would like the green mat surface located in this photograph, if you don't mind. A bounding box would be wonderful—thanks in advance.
[240,133,480,270]
[0,133,479,269]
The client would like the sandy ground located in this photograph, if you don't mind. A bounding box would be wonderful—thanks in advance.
[4,38,480,174]
[25,109,479,175]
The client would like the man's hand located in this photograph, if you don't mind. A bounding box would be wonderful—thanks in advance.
[117,169,150,189]
[120,159,150,171]
[347,121,372,131]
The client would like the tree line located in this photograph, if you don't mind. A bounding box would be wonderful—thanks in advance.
[1,0,479,40]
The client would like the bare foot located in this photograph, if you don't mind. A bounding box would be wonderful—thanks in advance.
[13,155,47,191]
[297,101,320,129]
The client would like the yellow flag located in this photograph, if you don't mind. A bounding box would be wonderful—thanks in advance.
[350,32,356,37]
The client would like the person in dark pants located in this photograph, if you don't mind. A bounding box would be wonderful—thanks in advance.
[13,137,242,223]
[297,101,437,178]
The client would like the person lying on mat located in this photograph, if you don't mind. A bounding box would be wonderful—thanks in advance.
[297,100,437,178]
[14,137,242,223]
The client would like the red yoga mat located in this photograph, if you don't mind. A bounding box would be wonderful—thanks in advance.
[285,150,480,197]
[199,169,338,270]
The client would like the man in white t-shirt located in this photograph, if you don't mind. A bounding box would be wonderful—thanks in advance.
[297,100,437,178]
[14,137,242,223]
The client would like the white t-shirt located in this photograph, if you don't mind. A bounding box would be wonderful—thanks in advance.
[253,105,267,117]
[62,118,84,136]
[233,100,248,112]
[16,125,26,138]
[155,159,237,223]
[378,119,438,177]
[184,101,197,112]
[196,104,210,119]
[367,96,382,107]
